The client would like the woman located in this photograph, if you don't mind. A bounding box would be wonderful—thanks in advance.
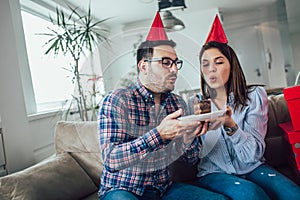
[194,39,300,200]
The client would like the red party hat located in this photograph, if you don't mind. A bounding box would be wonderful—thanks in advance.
[205,15,228,44]
[146,12,169,41]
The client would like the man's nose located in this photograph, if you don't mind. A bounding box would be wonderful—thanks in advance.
[169,62,178,72]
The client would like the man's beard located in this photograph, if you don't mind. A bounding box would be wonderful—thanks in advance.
[145,67,176,93]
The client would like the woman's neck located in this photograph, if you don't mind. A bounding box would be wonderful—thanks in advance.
[213,88,227,110]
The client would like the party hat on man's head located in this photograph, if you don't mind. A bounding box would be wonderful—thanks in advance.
[146,12,169,41]
[205,15,228,44]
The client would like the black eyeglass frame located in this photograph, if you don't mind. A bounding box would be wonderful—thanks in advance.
[144,57,183,70]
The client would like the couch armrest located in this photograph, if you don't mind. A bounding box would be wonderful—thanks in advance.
[0,153,97,200]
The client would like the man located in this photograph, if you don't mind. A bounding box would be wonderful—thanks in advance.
[98,12,228,200]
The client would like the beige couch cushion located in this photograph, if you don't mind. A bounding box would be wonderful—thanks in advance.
[0,153,97,200]
[55,121,103,187]
[55,121,100,154]
[70,152,103,187]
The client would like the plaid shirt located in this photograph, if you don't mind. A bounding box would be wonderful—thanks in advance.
[98,80,200,197]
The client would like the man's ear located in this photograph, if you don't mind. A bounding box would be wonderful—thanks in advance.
[138,60,147,73]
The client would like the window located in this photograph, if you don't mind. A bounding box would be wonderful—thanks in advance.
[21,11,74,112]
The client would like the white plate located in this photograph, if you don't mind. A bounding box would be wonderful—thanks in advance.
[178,110,226,122]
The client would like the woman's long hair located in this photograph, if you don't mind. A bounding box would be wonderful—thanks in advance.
[199,41,250,111]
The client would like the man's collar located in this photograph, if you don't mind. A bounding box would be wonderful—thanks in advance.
[134,79,171,103]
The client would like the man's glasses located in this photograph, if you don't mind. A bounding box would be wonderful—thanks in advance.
[144,57,183,70]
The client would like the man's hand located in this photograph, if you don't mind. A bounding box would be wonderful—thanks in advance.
[156,109,201,141]
[183,122,204,145]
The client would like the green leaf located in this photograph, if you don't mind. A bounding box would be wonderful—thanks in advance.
[38,0,110,121]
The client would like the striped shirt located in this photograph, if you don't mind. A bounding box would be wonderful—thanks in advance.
[197,86,268,177]
[98,80,200,197]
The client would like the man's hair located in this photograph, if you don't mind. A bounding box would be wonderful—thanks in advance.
[199,41,249,111]
[136,40,176,73]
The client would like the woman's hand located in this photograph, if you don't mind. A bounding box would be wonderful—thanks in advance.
[223,105,236,128]
[199,106,236,132]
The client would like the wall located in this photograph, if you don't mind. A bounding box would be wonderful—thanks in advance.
[223,5,288,89]
[291,32,300,79]
[0,0,35,173]
[0,0,59,174]
[260,22,287,88]
[226,24,268,86]
[285,0,300,84]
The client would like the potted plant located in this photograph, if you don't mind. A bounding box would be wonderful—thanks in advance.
[40,3,110,121]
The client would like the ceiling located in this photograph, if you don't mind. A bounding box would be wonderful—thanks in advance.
[54,0,276,26]
[64,0,275,25]
[22,0,300,34]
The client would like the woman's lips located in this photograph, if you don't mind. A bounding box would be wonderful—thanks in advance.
[209,76,217,83]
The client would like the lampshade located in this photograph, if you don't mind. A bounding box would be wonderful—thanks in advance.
[158,0,187,11]
[171,0,187,9]
[162,11,185,32]
[158,0,172,11]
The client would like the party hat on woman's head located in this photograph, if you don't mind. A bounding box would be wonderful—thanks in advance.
[205,14,228,44]
[146,12,169,41]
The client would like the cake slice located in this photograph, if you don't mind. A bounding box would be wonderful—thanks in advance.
[193,97,211,115]
[198,99,211,114]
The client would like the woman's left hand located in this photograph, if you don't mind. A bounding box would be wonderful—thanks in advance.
[208,106,235,129]
[223,105,236,127]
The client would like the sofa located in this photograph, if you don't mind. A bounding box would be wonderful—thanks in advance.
[0,93,299,199]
